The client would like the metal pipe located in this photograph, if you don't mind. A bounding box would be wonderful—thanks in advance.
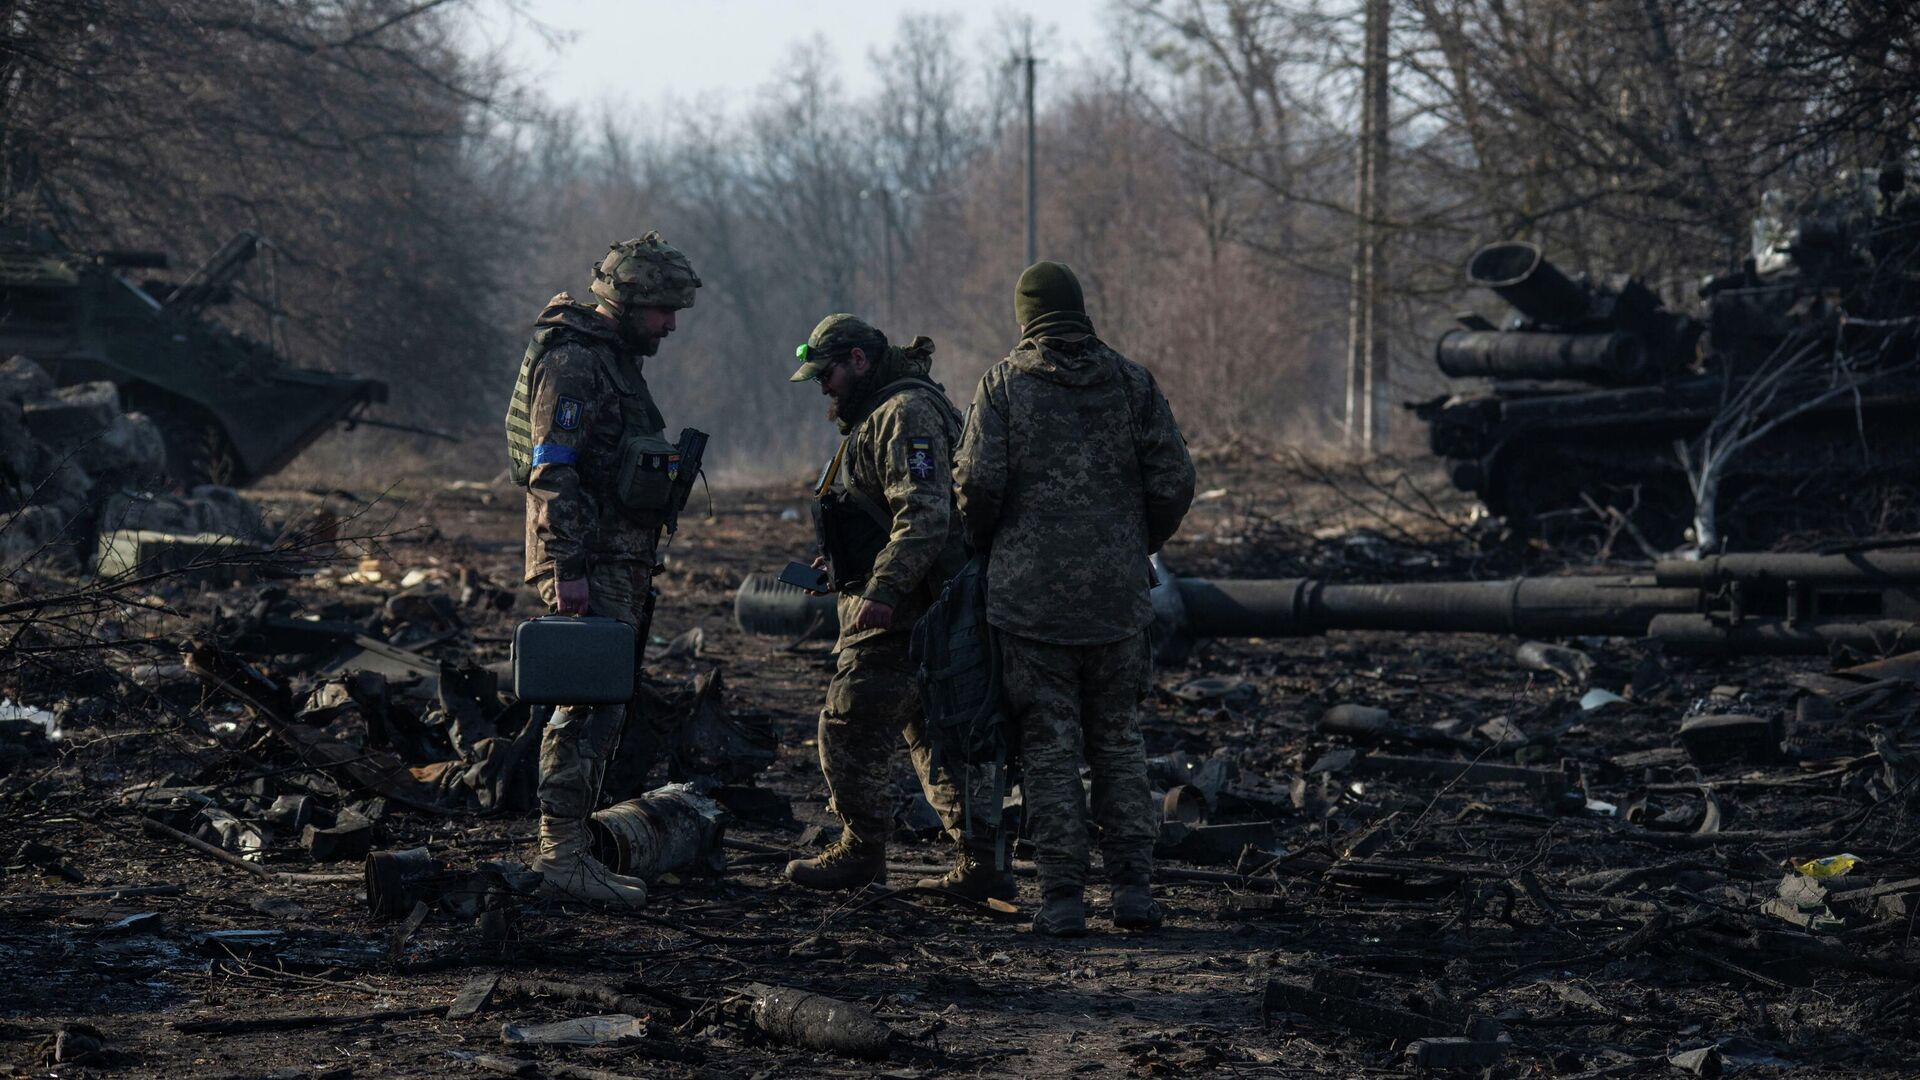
[1649,615,1920,656]
[1435,329,1651,384]
[1466,242,1589,327]
[1172,575,1696,639]
[1655,552,1920,587]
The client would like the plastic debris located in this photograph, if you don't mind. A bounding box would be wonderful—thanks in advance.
[1794,853,1862,879]
[1579,688,1627,711]
[0,699,60,742]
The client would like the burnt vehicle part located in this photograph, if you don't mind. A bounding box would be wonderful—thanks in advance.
[1148,551,1920,658]
[738,551,1920,658]
[1417,168,1920,547]
[0,224,387,486]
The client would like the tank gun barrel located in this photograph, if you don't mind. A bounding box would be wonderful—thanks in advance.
[1435,329,1651,384]
[1149,552,1920,657]
[1165,575,1694,639]
[1653,552,1920,587]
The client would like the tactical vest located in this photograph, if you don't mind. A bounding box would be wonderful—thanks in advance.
[505,324,680,519]
[505,324,568,485]
[813,379,964,590]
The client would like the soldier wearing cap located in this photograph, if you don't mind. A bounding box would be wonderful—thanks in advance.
[954,261,1195,936]
[783,315,1013,899]
[503,232,701,908]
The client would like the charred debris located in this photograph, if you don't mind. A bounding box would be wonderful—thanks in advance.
[1416,166,1920,550]
[13,439,1920,1072]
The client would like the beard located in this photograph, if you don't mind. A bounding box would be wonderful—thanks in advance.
[615,311,663,356]
[825,363,885,427]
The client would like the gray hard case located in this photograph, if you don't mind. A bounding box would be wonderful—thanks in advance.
[512,616,636,704]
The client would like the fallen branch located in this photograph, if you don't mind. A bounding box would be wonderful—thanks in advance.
[1465,911,1681,1000]
[175,1004,443,1035]
[137,815,356,885]
[501,977,699,1020]
[0,884,184,903]
[447,1050,649,1080]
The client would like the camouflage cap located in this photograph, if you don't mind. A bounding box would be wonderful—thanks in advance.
[590,231,701,312]
[788,313,886,382]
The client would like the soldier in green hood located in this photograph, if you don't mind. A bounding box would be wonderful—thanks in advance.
[784,314,1011,899]
[954,261,1196,936]
[504,232,701,909]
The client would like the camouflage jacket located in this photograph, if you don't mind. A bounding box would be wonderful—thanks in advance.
[520,294,667,583]
[954,334,1195,645]
[827,376,967,651]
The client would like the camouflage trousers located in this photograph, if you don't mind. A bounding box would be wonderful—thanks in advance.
[534,561,648,821]
[817,634,987,849]
[1002,630,1157,893]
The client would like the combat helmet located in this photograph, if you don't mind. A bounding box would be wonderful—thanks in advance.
[590,231,701,312]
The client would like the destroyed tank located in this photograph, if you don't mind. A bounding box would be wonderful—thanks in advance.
[0,224,387,486]
[1415,166,1920,548]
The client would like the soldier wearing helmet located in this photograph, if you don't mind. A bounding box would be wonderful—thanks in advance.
[503,232,701,909]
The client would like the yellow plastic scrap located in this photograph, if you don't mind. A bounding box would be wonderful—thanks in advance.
[1793,853,1862,879]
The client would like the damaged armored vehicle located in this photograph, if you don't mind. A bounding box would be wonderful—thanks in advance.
[1417,166,1920,548]
[0,224,387,486]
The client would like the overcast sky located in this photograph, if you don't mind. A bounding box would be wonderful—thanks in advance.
[470,0,1116,112]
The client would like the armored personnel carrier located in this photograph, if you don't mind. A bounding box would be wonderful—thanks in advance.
[0,224,387,486]
[1416,166,1920,548]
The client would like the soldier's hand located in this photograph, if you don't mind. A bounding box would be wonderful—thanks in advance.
[852,598,894,631]
[556,575,591,615]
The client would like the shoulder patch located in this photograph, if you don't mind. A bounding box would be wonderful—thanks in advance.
[905,435,936,481]
[554,397,583,431]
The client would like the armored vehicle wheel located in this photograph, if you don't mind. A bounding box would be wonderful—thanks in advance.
[134,393,243,489]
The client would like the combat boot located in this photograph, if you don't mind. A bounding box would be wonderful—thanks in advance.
[1110,878,1166,930]
[1032,887,1088,937]
[915,849,1018,902]
[534,815,649,910]
[784,835,887,891]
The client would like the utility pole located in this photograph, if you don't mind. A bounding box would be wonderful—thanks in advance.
[1345,0,1391,454]
[860,186,899,328]
[879,187,896,329]
[1015,35,1039,268]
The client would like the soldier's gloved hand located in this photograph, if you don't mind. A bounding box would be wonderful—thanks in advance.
[852,598,894,631]
[810,555,836,593]
[556,575,591,615]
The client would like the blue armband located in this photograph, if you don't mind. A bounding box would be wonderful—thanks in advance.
[531,443,579,468]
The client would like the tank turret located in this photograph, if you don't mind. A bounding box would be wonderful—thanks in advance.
[1414,172,1920,548]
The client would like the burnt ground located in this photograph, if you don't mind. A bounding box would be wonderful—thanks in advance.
[6,449,1920,1078]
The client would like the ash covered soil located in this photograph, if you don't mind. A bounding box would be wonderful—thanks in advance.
[5,449,1920,1078]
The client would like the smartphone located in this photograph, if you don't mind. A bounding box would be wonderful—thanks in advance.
[778,560,833,594]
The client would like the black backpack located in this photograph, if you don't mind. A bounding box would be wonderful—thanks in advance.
[909,556,1015,868]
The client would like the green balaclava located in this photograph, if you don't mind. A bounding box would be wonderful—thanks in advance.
[1014,260,1095,343]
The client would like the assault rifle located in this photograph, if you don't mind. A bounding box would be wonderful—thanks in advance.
[1151,551,1920,658]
